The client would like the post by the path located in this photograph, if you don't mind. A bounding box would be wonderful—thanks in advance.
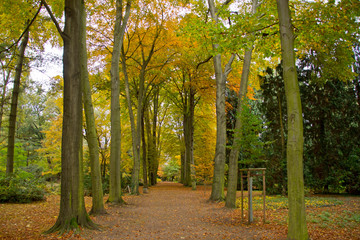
[240,168,266,224]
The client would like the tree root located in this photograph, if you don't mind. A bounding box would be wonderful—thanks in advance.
[89,208,108,216]
[43,215,100,236]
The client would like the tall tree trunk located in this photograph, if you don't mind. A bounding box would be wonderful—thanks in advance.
[208,0,235,201]
[80,2,106,215]
[46,0,96,233]
[130,69,145,194]
[144,109,154,185]
[276,0,308,239]
[183,83,196,189]
[189,86,196,190]
[109,0,131,203]
[180,143,185,184]
[141,111,149,193]
[121,49,138,184]
[150,88,159,186]
[225,50,254,208]
[0,69,11,137]
[6,25,29,175]
[183,109,191,186]
[226,0,258,208]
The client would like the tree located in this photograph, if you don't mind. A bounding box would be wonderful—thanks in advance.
[121,2,177,193]
[226,0,258,209]
[80,1,106,214]
[207,0,235,201]
[45,0,97,233]
[109,0,131,203]
[6,26,29,175]
[276,0,308,239]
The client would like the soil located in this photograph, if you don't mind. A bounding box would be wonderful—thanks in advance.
[0,182,359,239]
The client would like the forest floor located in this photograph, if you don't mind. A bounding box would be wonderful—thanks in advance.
[0,182,359,239]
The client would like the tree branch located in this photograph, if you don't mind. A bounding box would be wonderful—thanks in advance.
[42,0,67,40]
[196,56,213,70]
[224,54,235,78]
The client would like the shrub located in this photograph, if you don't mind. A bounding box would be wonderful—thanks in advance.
[0,169,46,203]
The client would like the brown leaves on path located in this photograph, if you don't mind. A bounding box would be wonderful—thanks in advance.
[82,182,280,239]
[1,182,359,239]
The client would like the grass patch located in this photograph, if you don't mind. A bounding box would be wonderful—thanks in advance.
[236,195,343,211]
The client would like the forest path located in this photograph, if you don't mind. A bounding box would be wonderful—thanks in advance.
[82,182,283,239]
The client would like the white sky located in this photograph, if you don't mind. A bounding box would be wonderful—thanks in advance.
[29,44,62,89]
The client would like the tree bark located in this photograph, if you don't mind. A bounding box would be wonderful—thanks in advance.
[183,80,196,189]
[207,0,224,200]
[141,111,149,193]
[130,68,144,194]
[109,0,131,203]
[144,109,154,185]
[276,0,309,239]
[6,26,29,175]
[0,68,11,138]
[226,0,258,208]
[45,0,97,233]
[80,1,106,215]
[150,87,160,186]
[208,0,235,201]
[225,50,254,208]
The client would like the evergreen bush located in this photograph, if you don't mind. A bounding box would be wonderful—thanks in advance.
[0,169,46,203]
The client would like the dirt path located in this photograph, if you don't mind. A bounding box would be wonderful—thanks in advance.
[82,182,282,240]
[2,182,358,239]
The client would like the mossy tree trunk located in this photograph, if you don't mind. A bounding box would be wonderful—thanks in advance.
[6,26,29,175]
[183,79,196,189]
[208,0,235,201]
[141,110,149,193]
[276,0,309,239]
[45,0,97,233]
[80,1,106,215]
[225,48,254,208]
[109,0,131,204]
[226,0,258,209]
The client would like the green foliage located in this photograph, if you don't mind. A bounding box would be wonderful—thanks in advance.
[161,159,180,181]
[299,55,360,194]
[0,142,28,171]
[308,209,360,229]
[257,67,287,195]
[236,99,267,167]
[0,168,46,203]
[226,89,267,167]
[258,58,360,194]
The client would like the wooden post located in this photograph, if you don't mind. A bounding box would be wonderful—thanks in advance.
[240,168,266,224]
[241,171,244,222]
[263,169,266,223]
[248,170,253,223]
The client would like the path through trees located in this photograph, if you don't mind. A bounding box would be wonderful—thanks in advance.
[82,182,279,239]
[1,182,360,239]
